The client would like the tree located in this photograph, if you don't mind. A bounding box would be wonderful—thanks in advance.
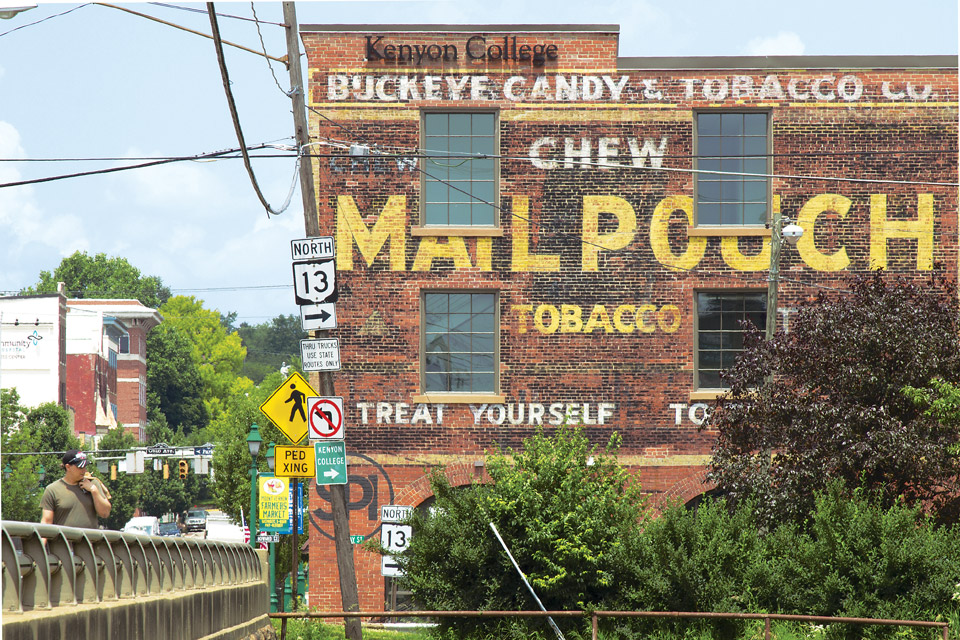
[146,323,208,436]
[208,373,279,524]
[1,389,80,522]
[97,426,142,530]
[236,314,303,384]
[26,251,170,308]
[158,296,248,419]
[397,427,647,638]
[706,273,960,526]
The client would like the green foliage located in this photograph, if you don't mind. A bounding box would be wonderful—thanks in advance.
[146,323,209,436]
[97,426,143,530]
[768,484,960,634]
[615,483,960,640]
[269,619,432,640]
[1,389,80,522]
[26,250,170,308]
[158,296,248,420]
[208,372,284,524]
[236,314,303,383]
[707,273,960,526]
[398,426,647,638]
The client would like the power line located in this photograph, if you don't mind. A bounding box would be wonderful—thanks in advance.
[149,2,286,26]
[0,144,280,189]
[207,2,296,217]
[0,3,92,38]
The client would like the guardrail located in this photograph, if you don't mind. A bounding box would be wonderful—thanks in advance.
[270,610,950,640]
[1,520,262,613]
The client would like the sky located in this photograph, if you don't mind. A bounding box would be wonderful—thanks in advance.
[0,0,957,325]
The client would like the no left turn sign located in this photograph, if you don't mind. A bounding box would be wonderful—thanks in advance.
[307,396,345,440]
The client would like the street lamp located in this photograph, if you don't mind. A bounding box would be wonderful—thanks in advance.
[766,210,804,339]
[265,442,276,473]
[247,423,263,549]
[36,463,45,483]
[3,462,11,480]
[264,442,278,612]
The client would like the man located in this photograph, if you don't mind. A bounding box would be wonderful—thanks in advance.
[40,450,111,528]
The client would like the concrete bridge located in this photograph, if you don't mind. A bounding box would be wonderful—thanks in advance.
[1,521,275,640]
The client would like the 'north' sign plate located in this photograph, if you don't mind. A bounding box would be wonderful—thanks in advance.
[291,237,334,260]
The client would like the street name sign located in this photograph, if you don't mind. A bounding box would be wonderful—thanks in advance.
[307,396,345,440]
[300,338,341,372]
[291,237,334,260]
[275,446,316,478]
[257,533,280,544]
[315,441,348,485]
[260,371,319,445]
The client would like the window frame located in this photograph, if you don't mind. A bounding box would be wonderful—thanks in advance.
[693,289,767,392]
[417,289,502,402]
[418,109,500,233]
[693,109,771,230]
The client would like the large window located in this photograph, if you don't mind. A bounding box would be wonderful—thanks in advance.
[422,112,497,227]
[695,112,769,226]
[696,292,766,389]
[423,292,497,393]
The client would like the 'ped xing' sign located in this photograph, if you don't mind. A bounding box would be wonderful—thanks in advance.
[300,338,340,372]
[274,446,316,478]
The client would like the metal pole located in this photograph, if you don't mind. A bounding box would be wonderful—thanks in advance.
[269,542,278,612]
[249,465,258,549]
[489,522,566,640]
[291,478,299,609]
[766,206,783,340]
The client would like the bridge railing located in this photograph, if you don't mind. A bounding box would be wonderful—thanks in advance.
[1,520,263,614]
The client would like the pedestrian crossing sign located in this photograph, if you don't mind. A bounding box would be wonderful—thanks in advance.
[260,371,319,445]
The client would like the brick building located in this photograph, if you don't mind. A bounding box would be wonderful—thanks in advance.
[299,24,958,611]
[66,299,162,442]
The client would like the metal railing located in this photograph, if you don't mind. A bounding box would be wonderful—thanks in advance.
[1,520,262,613]
[270,610,950,640]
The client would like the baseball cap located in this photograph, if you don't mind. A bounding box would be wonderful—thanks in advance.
[62,449,88,468]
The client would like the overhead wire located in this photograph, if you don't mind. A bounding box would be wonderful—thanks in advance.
[250,1,288,95]
[149,2,286,26]
[0,3,92,38]
[0,145,279,189]
[206,2,296,217]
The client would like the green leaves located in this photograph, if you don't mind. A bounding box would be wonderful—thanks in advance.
[398,426,647,637]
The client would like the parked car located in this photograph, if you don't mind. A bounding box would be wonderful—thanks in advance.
[185,509,207,533]
[123,516,160,536]
[157,522,181,537]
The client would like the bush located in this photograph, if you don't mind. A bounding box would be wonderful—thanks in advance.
[398,426,647,639]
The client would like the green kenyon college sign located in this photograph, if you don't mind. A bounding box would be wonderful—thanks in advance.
[365,35,560,66]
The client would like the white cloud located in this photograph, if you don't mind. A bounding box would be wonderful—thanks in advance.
[743,32,806,56]
[0,121,90,291]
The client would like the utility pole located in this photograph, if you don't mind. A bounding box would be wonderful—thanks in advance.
[281,4,361,638]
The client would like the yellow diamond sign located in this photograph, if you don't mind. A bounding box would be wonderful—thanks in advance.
[260,372,319,445]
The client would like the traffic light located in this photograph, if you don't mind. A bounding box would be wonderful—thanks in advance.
[178,459,188,479]
[163,463,169,480]
[110,464,117,481]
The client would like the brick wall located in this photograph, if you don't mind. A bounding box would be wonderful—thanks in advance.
[301,25,958,611]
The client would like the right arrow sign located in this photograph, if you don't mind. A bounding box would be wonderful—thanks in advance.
[315,441,348,485]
